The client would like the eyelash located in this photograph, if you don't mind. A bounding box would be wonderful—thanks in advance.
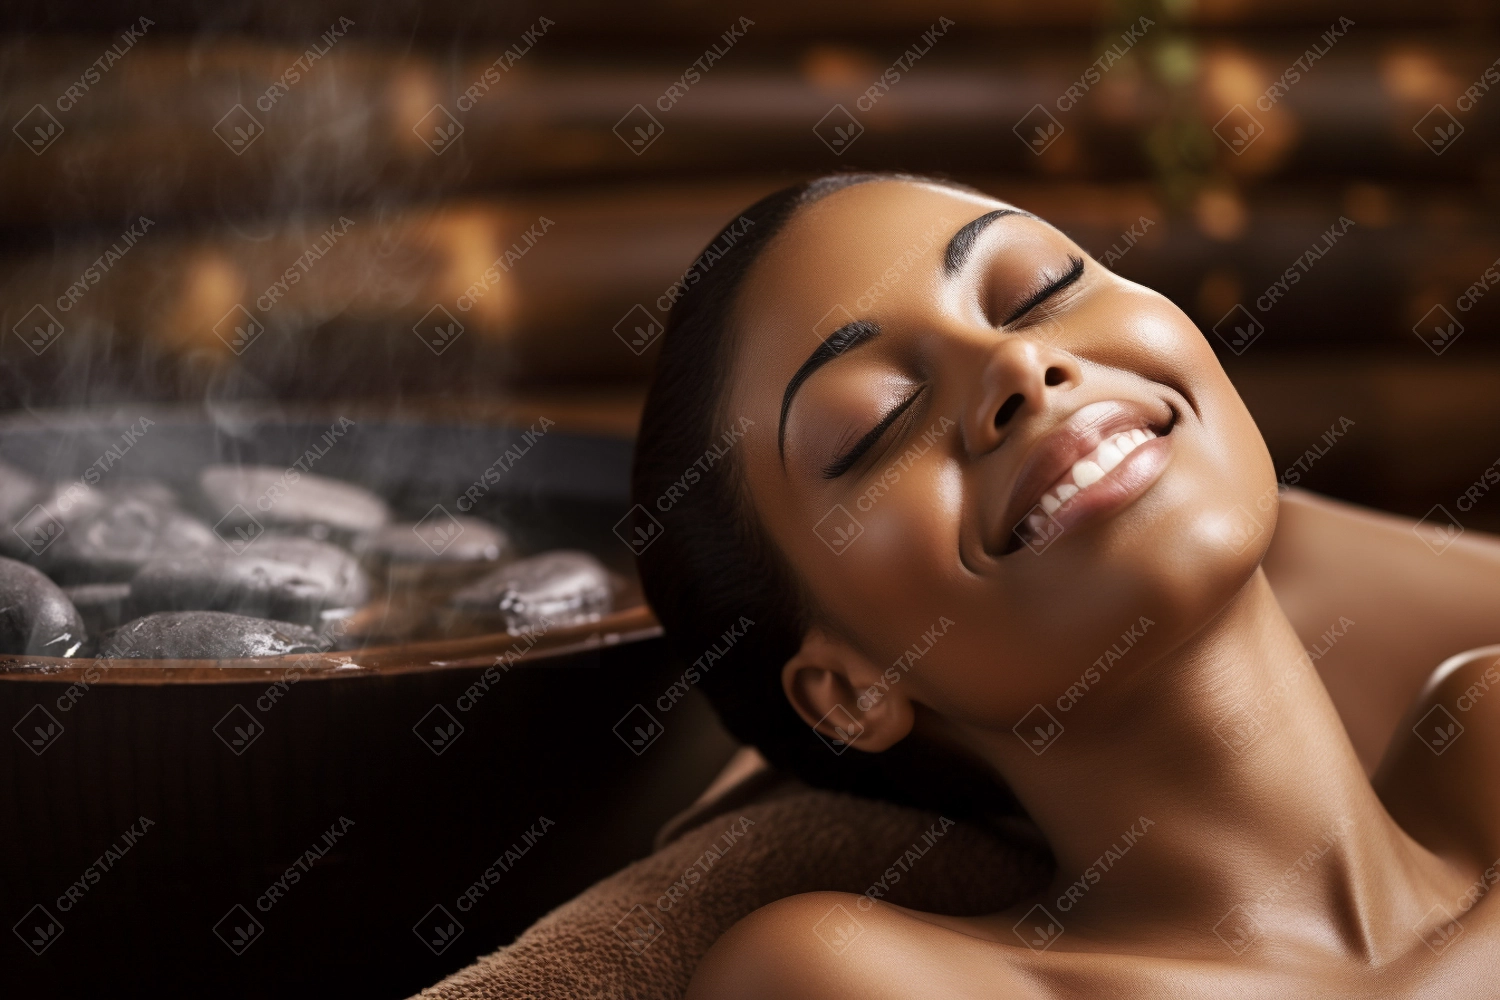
[822,385,925,480]
[822,255,1084,481]
[1001,254,1085,327]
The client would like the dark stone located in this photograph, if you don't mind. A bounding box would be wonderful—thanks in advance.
[63,582,132,639]
[129,535,370,626]
[354,515,513,565]
[449,550,612,632]
[199,465,390,542]
[1,481,108,561]
[42,495,217,583]
[100,611,323,660]
[0,555,87,657]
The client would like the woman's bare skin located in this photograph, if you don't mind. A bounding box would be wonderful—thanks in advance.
[681,179,1500,998]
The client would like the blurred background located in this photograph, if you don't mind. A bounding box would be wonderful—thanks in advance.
[1,0,1499,528]
[1,2,1498,995]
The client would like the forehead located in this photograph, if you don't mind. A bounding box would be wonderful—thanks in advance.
[732,180,1008,352]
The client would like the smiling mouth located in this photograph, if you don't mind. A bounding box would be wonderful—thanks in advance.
[1000,407,1177,555]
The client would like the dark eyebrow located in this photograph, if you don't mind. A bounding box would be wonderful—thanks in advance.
[778,319,881,461]
[943,208,1033,275]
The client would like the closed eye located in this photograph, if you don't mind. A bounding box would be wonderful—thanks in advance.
[822,385,925,480]
[1002,255,1085,326]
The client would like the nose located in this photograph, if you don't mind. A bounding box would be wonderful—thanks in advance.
[963,336,1080,457]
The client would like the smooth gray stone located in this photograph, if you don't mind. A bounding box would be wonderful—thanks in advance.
[100,611,322,660]
[63,582,131,638]
[2,481,108,560]
[129,535,370,625]
[111,478,181,508]
[354,515,513,565]
[42,496,217,583]
[0,556,87,657]
[199,465,390,541]
[449,549,612,632]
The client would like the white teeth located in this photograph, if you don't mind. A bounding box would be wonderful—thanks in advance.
[1018,425,1160,542]
[1072,459,1104,488]
[1095,440,1124,473]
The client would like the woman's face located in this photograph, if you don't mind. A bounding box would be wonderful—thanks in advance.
[725,179,1277,734]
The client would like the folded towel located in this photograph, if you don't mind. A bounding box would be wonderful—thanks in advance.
[415,750,1052,999]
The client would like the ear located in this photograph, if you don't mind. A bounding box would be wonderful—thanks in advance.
[781,627,915,753]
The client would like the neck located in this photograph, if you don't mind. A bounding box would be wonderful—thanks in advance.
[978,569,1450,957]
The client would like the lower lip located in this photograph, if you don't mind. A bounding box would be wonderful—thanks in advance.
[1026,434,1173,547]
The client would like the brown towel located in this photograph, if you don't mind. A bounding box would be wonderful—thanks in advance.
[415,751,1052,999]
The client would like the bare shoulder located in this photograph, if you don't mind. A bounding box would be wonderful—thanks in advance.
[686,891,1037,1000]
[1375,645,1500,864]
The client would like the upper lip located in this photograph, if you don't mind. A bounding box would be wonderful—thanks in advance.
[990,398,1176,555]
